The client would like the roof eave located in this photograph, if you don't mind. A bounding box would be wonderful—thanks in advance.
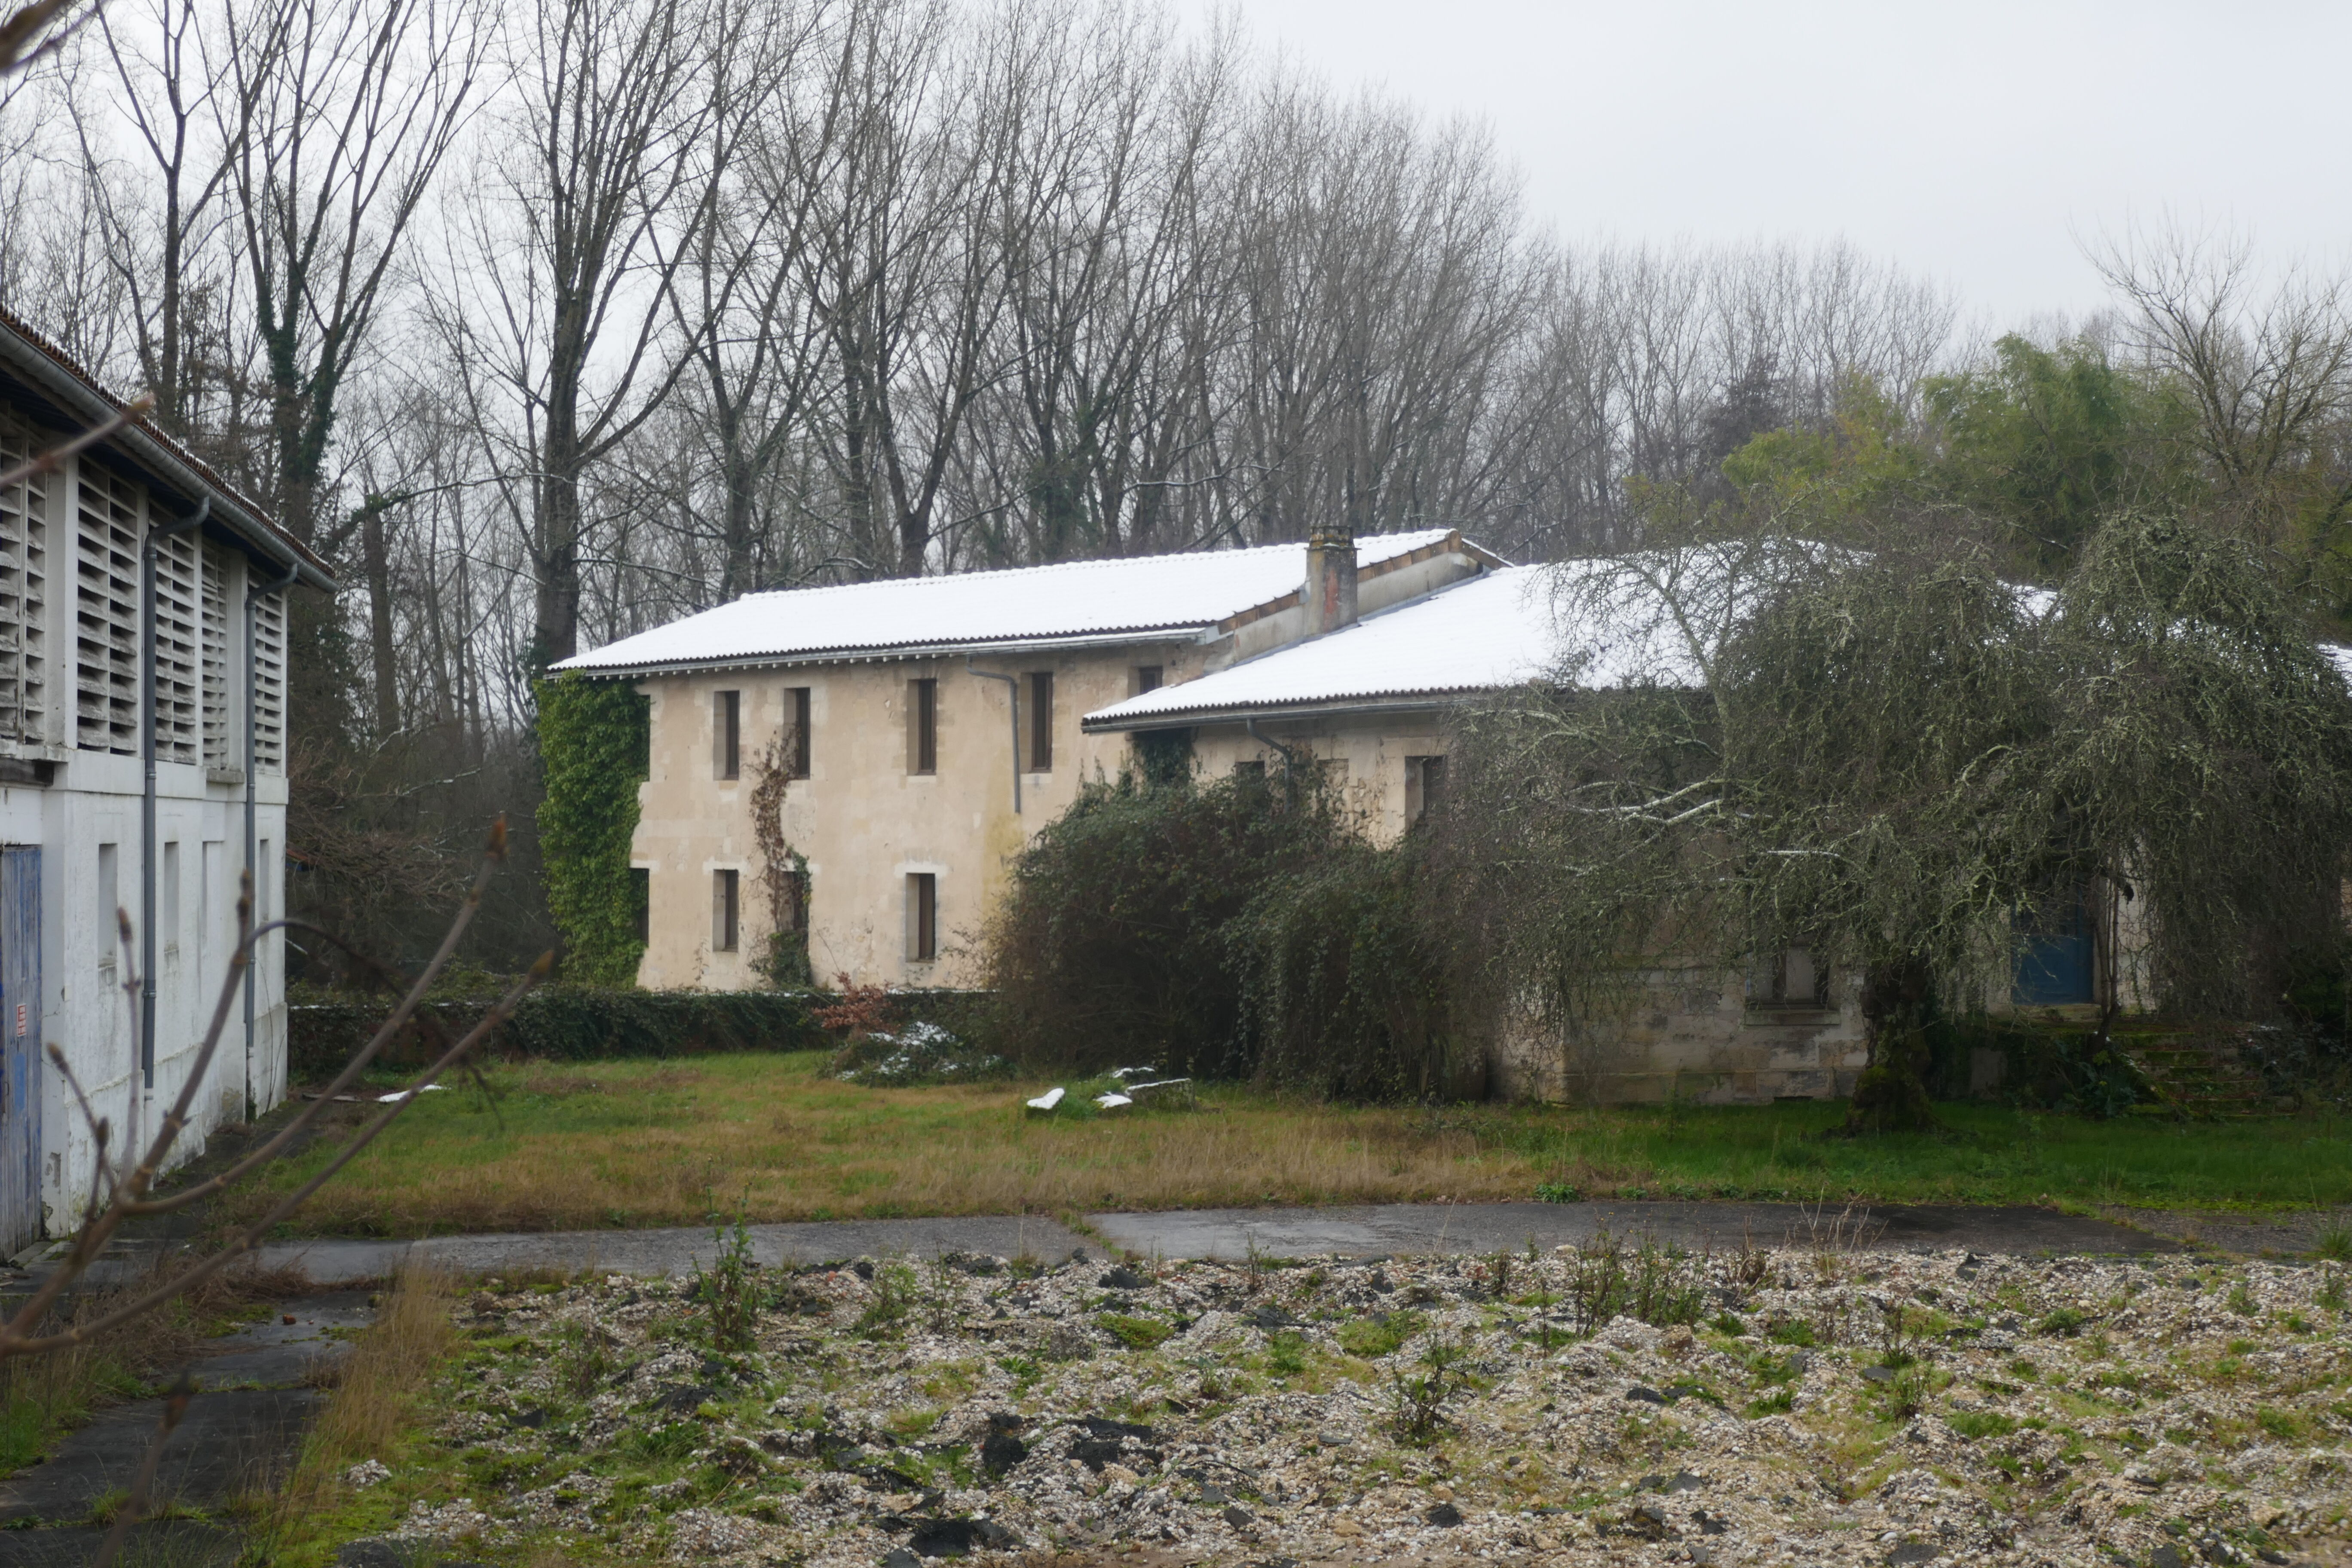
[556,625,1217,680]
[0,316,336,591]
[1081,691,1490,732]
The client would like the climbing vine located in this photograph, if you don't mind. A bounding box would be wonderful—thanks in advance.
[535,674,651,986]
[747,726,812,987]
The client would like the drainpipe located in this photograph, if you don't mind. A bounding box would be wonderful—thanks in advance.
[964,660,1020,814]
[245,558,298,1117]
[1243,717,1298,775]
[142,497,207,1131]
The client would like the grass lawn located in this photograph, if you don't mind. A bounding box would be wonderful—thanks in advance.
[206,1051,2352,1239]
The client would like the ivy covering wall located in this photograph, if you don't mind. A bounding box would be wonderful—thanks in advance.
[535,674,652,986]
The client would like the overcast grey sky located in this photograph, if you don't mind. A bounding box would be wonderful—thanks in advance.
[1211,0,2348,331]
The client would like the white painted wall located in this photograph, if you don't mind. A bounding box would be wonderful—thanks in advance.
[0,444,294,1239]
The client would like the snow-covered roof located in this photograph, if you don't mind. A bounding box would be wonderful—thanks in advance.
[1082,551,1759,727]
[1084,566,1564,726]
[552,529,1469,675]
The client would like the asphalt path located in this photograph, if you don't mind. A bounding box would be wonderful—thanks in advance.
[18,1199,2183,1288]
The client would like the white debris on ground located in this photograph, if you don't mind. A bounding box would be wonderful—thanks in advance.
[343,1458,392,1488]
[394,1238,2352,1568]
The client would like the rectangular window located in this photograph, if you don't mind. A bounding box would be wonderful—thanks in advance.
[161,839,179,959]
[1134,665,1163,695]
[907,678,936,775]
[714,690,741,780]
[1234,758,1266,781]
[631,867,650,946]
[906,872,937,962]
[787,686,811,778]
[778,868,806,931]
[1026,672,1053,772]
[97,842,117,975]
[1755,945,1830,1009]
[1406,755,1447,824]
[713,868,739,952]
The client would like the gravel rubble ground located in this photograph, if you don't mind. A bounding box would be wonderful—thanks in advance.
[383,1235,2352,1568]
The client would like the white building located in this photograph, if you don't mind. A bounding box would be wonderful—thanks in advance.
[0,308,334,1250]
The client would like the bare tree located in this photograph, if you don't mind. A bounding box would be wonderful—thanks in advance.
[438,0,720,671]
[221,0,490,549]
[2091,219,2352,554]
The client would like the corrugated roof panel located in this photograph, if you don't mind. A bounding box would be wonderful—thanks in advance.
[1083,560,1715,726]
[553,529,1461,674]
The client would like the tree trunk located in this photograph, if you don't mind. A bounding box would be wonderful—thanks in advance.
[1841,956,1942,1134]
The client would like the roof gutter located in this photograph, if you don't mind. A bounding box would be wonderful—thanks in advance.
[0,320,335,592]
[1084,692,1494,733]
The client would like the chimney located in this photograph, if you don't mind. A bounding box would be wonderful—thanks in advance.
[1302,524,1358,637]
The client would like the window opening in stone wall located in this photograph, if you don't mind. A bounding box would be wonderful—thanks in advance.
[74,463,140,753]
[907,678,936,775]
[713,868,739,952]
[1406,754,1447,824]
[252,591,285,773]
[1753,944,1830,1010]
[714,689,741,779]
[0,411,49,747]
[1027,672,1053,772]
[787,686,811,778]
[1134,665,1162,694]
[906,872,937,961]
[200,544,229,766]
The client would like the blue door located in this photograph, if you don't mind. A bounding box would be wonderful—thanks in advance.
[2013,894,2095,1006]
[0,845,38,1253]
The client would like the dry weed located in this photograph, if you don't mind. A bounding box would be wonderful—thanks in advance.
[257,1261,458,1540]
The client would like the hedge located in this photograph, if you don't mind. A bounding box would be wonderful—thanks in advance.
[288,985,995,1079]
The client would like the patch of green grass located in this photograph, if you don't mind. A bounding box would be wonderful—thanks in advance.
[214,1053,2352,1240]
[1947,1410,2018,1439]
[1338,1312,1425,1360]
[1096,1314,1175,1351]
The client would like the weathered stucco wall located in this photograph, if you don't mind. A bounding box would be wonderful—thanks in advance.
[633,641,1200,990]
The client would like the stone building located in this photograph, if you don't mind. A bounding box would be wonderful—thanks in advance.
[565,531,2143,1106]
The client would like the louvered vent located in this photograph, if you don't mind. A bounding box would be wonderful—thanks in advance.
[0,412,48,747]
[74,462,139,753]
[252,588,285,773]
[201,543,229,765]
[153,528,198,764]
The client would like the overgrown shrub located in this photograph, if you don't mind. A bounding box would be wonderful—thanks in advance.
[985,770,1457,1093]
